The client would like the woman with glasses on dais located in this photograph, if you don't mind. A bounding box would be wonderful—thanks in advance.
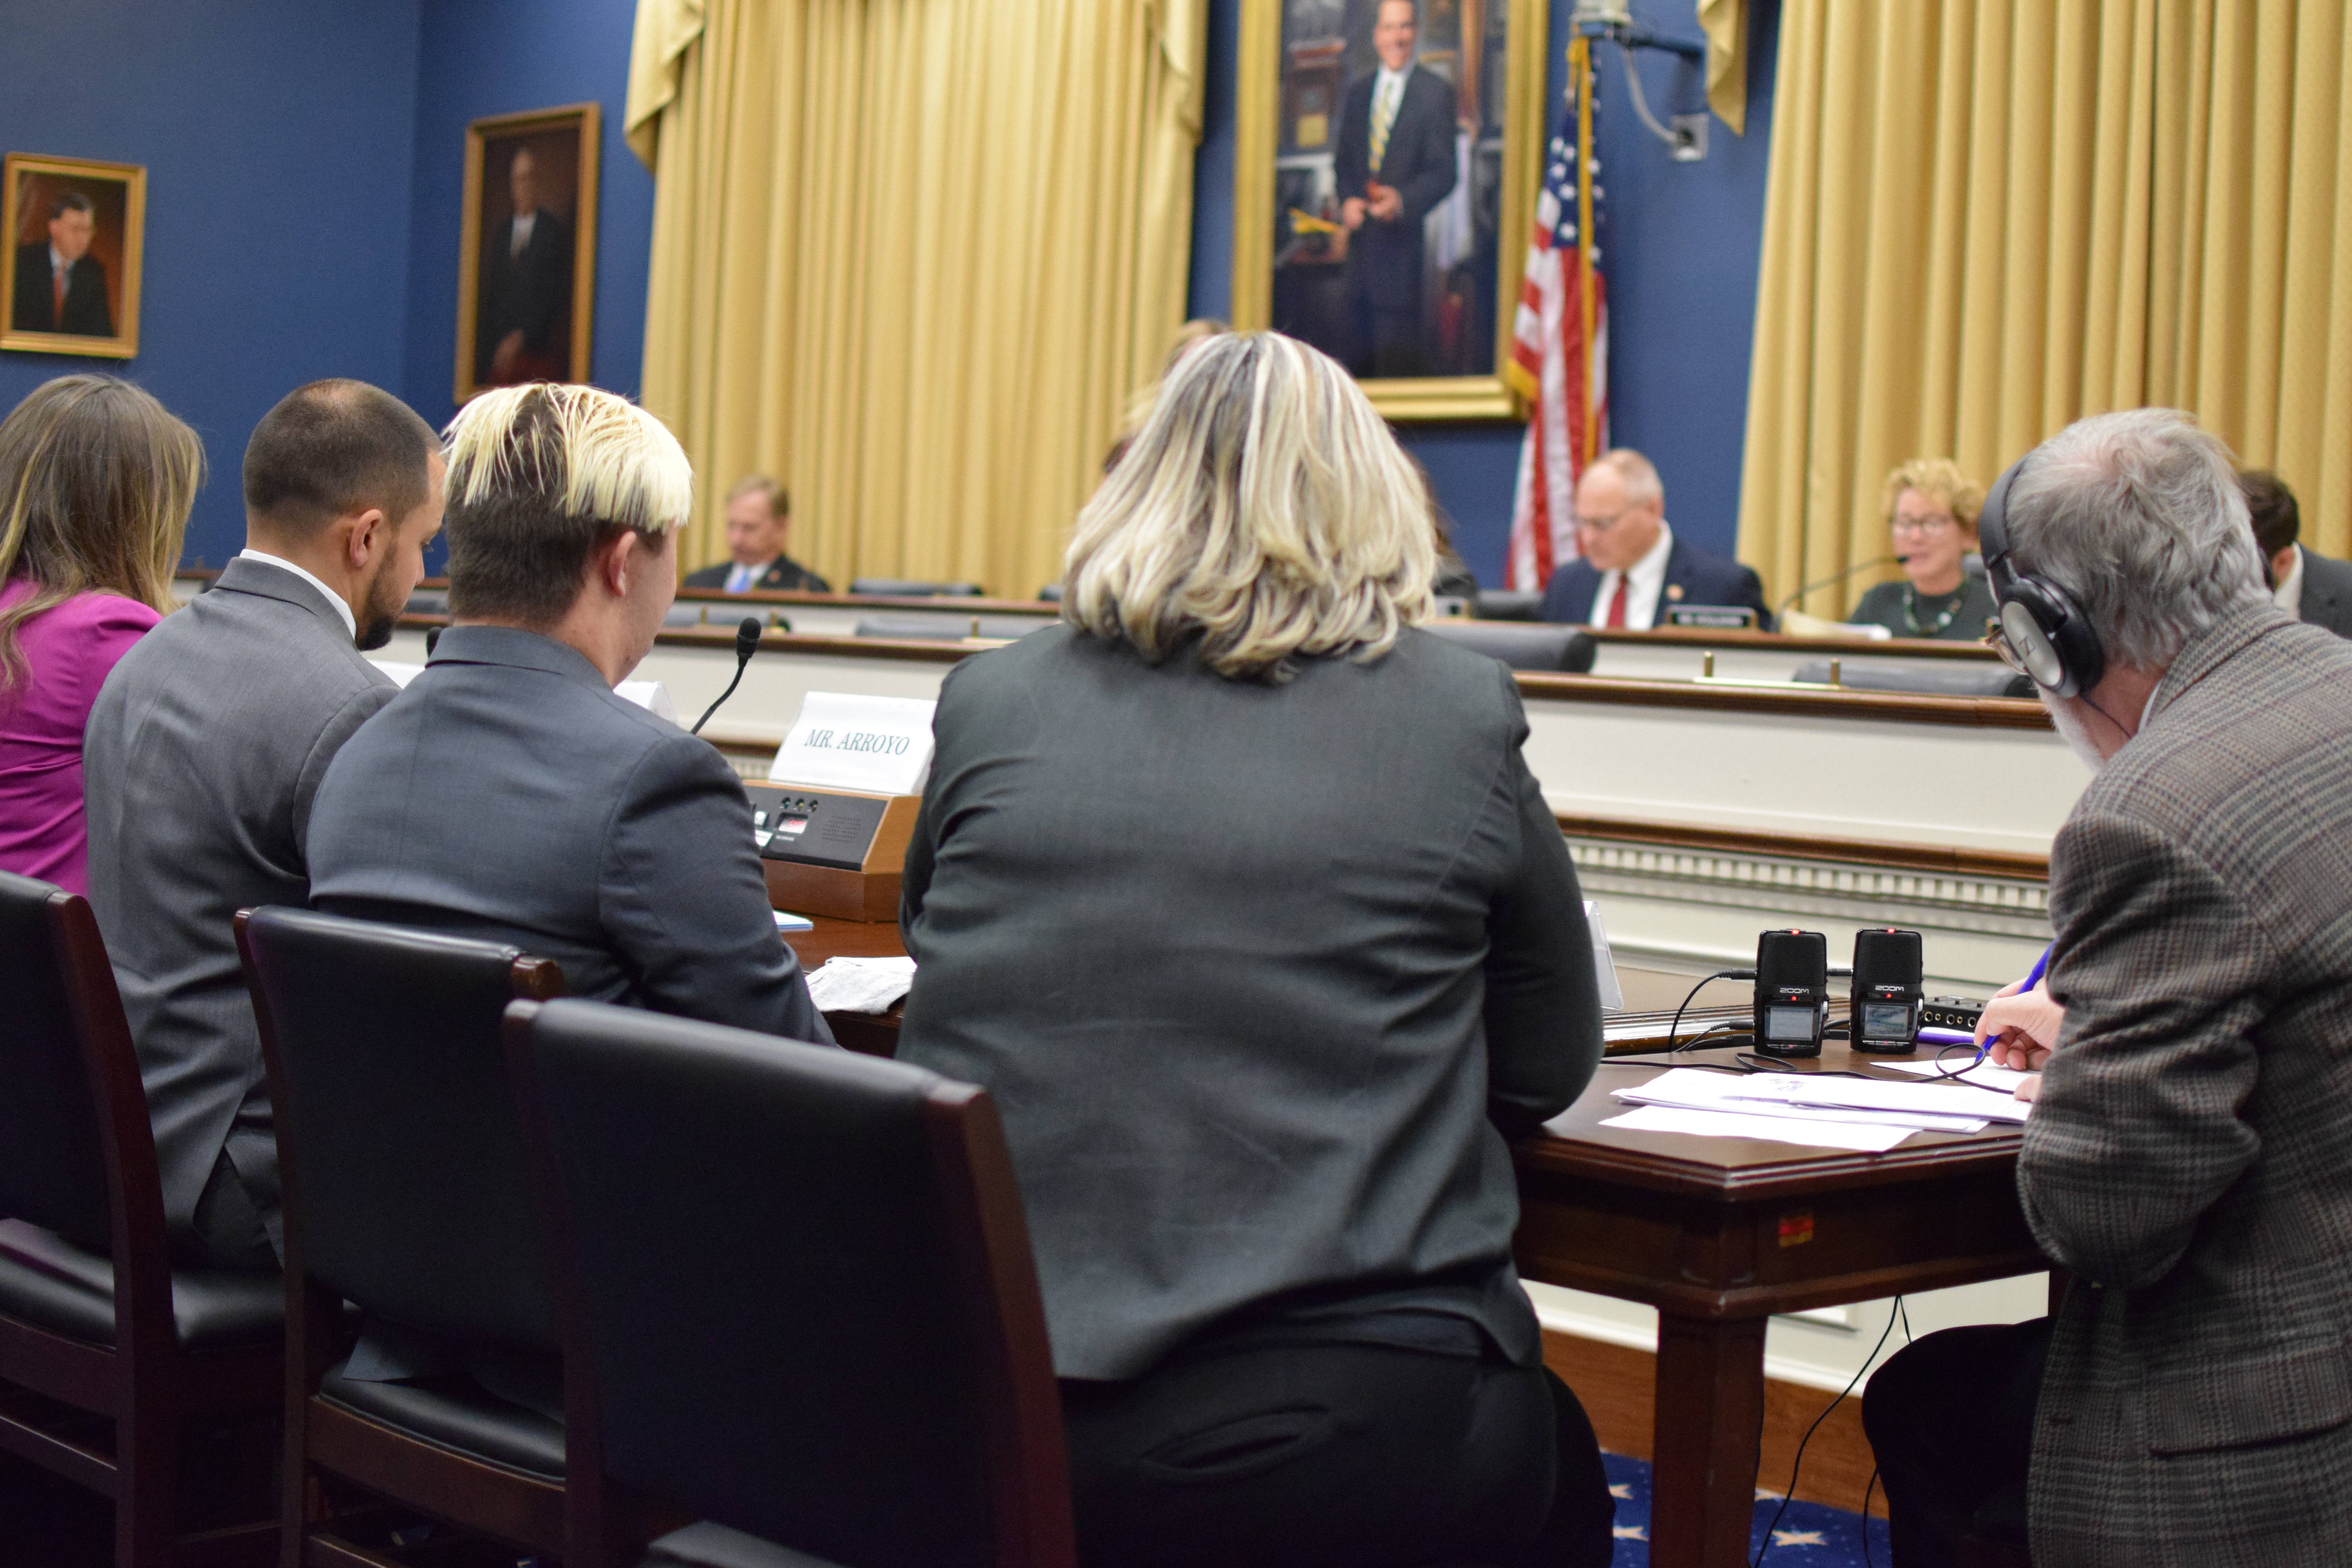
[1846,458,2000,641]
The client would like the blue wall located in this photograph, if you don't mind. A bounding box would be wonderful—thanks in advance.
[1188,0,1780,586]
[0,0,425,570]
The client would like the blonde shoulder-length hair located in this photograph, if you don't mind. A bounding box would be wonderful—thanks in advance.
[1063,331,1435,681]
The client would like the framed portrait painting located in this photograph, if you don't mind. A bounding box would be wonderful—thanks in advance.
[2,153,146,359]
[455,103,600,403]
[1233,0,1546,419]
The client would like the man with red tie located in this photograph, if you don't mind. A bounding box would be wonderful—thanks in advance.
[1537,448,1773,630]
[11,191,113,338]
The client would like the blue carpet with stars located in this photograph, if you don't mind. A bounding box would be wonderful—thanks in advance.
[1602,1452,1892,1567]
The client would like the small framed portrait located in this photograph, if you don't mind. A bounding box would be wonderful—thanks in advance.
[455,103,600,403]
[1232,0,1547,419]
[3,153,146,359]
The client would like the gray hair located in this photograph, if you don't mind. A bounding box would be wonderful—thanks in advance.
[2003,408,2266,669]
[1593,448,1662,507]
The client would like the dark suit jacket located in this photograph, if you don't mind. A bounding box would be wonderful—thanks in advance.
[305,624,829,1046]
[82,558,395,1250]
[475,209,570,381]
[682,555,831,593]
[895,624,1602,1381]
[1538,532,1774,630]
[12,242,112,336]
[2021,604,2352,1564]
[1332,64,1457,311]
[2296,545,2352,639]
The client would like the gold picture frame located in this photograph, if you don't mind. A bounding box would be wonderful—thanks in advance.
[455,102,600,403]
[2,153,146,359]
[1232,0,1547,420]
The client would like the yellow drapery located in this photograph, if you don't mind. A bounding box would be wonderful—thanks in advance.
[1699,0,1747,136]
[1740,0,2352,617]
[627,0,1206,596]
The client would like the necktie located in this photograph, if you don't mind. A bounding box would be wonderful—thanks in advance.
[53,264,66,327]
[1604,574,1630,629]
[1370,78,1399,174]
[728,563,754,593]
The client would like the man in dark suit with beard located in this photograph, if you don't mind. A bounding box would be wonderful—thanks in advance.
[12,191,113,337]
[475,147,571,385]
[1332,0,1457,377]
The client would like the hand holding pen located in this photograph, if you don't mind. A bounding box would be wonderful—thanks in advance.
[1974,946,2065,1100]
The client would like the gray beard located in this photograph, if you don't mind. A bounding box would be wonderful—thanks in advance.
[2043,691,2106,772]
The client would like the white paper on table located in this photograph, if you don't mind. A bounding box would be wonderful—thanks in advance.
[1878,1059,2038,1095]
[804,955,918,1014]
[1719,1073,2030,1124]
[1599,1104,1916,1154]
[615,680,681,725]
[1613,1067,1988,1135]
[1585,901,1624,1013]
[367,659,424,687]
[769,691,938,794]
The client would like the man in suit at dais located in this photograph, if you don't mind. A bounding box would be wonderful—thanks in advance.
[1537,448,1772,630]
[84,380,445,1269]
[1863,408,2352,1567]
[305,383,829,1046]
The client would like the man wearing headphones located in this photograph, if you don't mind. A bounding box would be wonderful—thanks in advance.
[1862,408,2352,1567]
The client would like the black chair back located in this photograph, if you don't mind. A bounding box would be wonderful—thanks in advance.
[0,871,117,1251]
[1472,588,1545,621]
[1792,659,2034,699]
[238,907,564,1352]
[1422,619,1599,672]
[508,999,1073,1568]
[849,576,986,598]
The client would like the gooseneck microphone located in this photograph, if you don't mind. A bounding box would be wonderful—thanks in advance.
[1753,929,1830,1058]
[1849,927,1924,1053]
[1773,556,1902,618]
[691,617,764,735]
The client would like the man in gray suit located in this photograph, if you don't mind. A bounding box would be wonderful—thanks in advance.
[1864,409,2352,1565]
[83,381,445,1269]
[305,382,828,1045]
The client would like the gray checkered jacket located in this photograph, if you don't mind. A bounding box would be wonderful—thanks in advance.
[2023,602,2352,1565]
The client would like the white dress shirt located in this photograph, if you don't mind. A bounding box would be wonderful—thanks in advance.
[238,549,357,640]
[1370,64,1410,157]
[1586,521,1676,631]
[2274,544,2306,620]
[725,557,776,593]
[509,210,537,259]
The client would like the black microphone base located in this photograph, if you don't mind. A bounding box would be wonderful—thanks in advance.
[1850,1036,1920,1055]
[1750,1039,1822,1059]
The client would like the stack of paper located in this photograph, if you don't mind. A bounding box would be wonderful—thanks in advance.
[804,955,917,1014]
[1583,1066,2025,1154]
[1880,1059,2038,1095]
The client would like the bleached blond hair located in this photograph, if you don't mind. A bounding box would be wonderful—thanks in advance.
[1064,332,1435,681]
[442,384,692,624]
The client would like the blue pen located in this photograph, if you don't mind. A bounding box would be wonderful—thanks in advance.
[1970,944,2054,1069]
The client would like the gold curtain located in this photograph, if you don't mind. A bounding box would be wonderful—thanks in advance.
[1699,0,1747,136]
[628,0,1206,596]
[1740,0,2352,617]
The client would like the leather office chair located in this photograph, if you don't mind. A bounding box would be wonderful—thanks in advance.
[235,907,568,1562]
[1791,658,2035,699]
[1421,619,1599,673]
[1957,1482,2032,1567]
[0,871,281,1567]
[1471,588,1544,621]
[504,998,1076,1568]
[853,614,1050,643]
[848,577,986,598]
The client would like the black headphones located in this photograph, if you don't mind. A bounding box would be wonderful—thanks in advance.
[1976,456,2106,698]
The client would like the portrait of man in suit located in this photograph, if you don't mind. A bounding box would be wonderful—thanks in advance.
[11,191,113,338]
[474,145,573,387]
[1331,0,1458,376]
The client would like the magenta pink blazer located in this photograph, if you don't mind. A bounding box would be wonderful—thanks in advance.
[0,578,162,894]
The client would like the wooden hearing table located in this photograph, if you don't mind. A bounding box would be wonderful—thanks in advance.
[782,917,2046,1568]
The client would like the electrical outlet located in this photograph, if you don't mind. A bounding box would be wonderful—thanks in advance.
[1669,113,1709,162]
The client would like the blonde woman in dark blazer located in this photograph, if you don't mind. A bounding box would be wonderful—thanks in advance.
[897,332,1613,1568]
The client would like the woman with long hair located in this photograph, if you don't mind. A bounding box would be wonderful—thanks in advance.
[0,374,203,892]
[897,332,1613,1568]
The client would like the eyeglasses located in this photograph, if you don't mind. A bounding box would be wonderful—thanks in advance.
[1891,514,1958,536]
[1571,505,1639,534]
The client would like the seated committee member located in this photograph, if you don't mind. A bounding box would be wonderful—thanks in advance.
[1844,458,1998,641]
[1537,449,1771,629]
[681,474,829,593]
[896,332,1614,1568]
[2242,466,2352,639]
[307,385,829,1045]
[0,377,201,894]
[83,381,444,1270]
[1862,409,2352,1566]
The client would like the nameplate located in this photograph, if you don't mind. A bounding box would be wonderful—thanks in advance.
[1666,604,1759,630]
[769,691,938,795]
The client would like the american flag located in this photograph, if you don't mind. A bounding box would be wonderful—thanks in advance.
[1505,36,1608,593]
